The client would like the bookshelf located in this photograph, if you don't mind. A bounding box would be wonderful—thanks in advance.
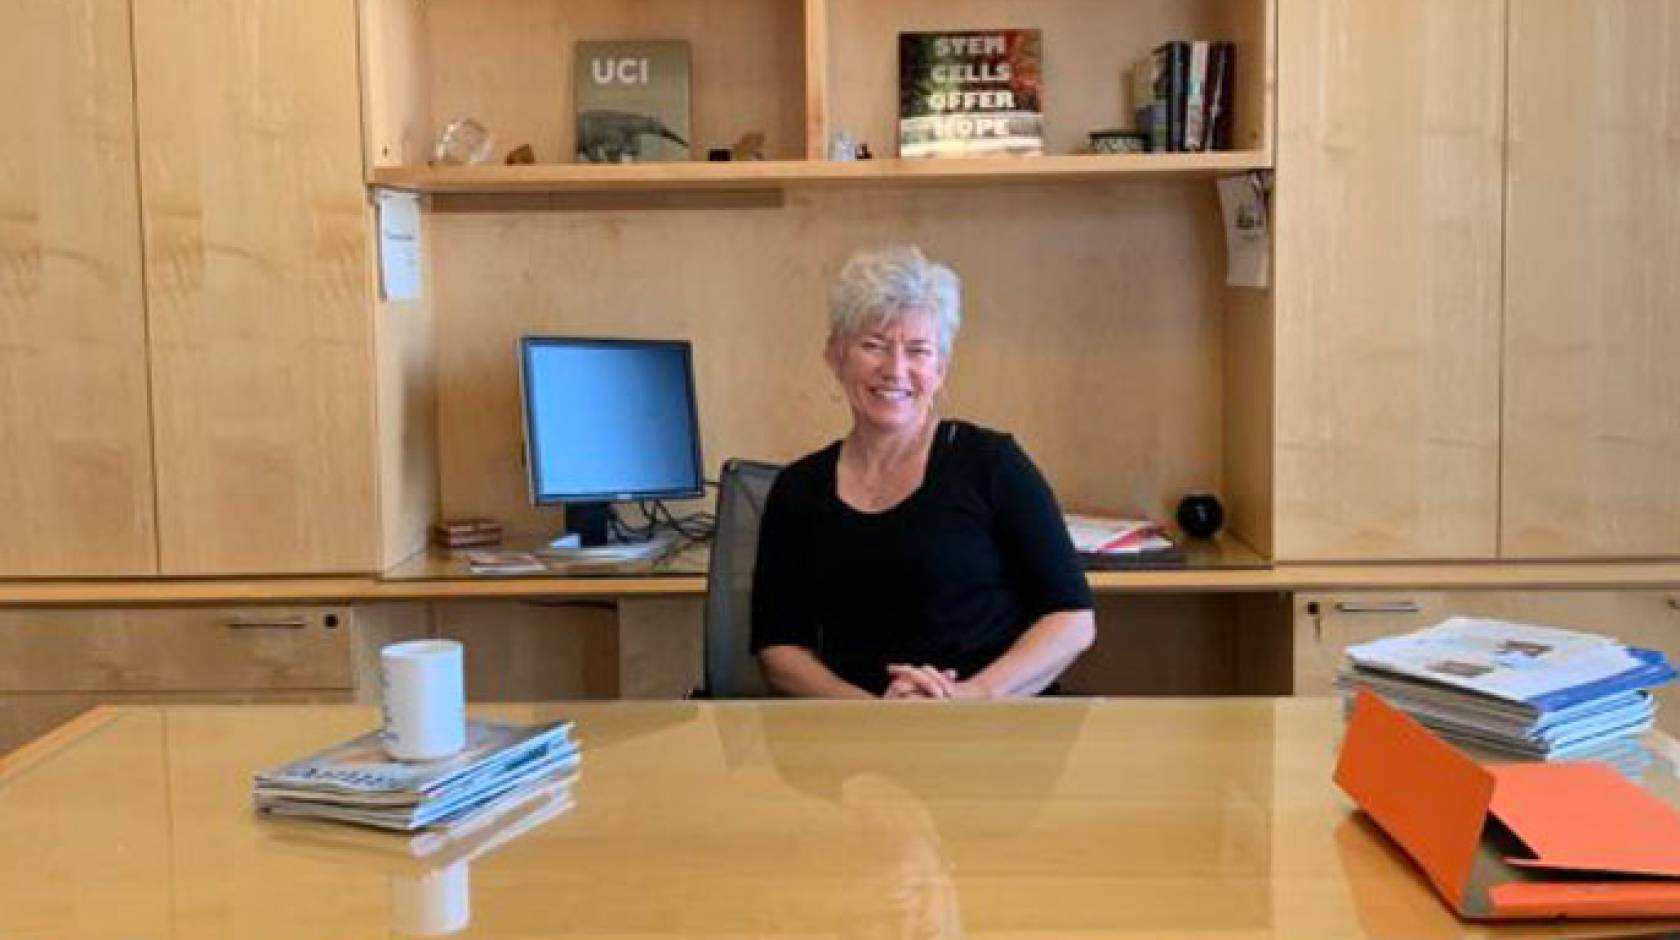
[369,152,1273,195]
[361,0,1279,548]
[362,0,1276,189]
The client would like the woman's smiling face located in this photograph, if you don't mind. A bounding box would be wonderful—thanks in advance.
[827,309,947,435]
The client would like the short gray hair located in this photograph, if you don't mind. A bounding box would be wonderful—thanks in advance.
[827,246,962,358]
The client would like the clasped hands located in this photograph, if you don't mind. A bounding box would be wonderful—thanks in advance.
[882,664,991,700]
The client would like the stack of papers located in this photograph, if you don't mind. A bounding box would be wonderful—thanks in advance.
[464,551,549,575]
[254,719,579,832]
[1338,617,1677,760]
[1063,514,1183,567]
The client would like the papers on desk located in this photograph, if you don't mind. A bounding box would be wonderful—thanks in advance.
[464,551,548,575]
[254,719,579,832]
[1063,514,1184,568]
[1338,617,1677,760]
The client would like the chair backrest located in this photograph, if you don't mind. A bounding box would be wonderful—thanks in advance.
[702,458,782,698]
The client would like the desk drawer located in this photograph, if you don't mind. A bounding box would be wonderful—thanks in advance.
[0,607,352,693]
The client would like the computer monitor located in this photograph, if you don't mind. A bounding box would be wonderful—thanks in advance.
[518,336,704,547]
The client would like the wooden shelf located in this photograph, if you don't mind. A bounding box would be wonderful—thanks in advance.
[369,152,1272,195]
[4,560,1679,606]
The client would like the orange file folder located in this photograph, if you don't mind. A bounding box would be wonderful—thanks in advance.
[1334,689,1680,920]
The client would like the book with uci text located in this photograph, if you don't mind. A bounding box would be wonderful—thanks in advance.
[574,40,691,163]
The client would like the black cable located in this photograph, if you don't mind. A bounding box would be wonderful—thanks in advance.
[606,499,716,545]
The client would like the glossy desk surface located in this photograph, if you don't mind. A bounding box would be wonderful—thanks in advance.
[3,698,1678,939]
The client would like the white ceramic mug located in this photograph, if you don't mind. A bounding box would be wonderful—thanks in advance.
[380,639,466,761]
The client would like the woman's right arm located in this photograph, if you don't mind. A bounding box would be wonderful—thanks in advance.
[753,467,873,698]
[759,644,874,699]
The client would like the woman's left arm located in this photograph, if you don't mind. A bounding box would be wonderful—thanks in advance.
[956,608,1095,698]
[958,433,1098,698]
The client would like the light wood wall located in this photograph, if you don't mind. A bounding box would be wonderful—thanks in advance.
[428,182,1229,536]
[1502,0,1680,558]
[134,0,380,574]
[361,0,433,168]
[1273,0,1505,561]
[371,204,439,570]
[0,0,158,575]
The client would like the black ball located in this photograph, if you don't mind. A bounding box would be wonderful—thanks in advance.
[1175,493,1224,539]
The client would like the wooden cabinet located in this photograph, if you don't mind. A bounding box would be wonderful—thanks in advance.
[1272,0,1505,561]
[135,0,380,574]
[0,605,355,753]
[1293,589,1680,733]
[1501,0,1680,558]
[0,1,158,575]
[1275,0,1680,563]
[3,0,385,577]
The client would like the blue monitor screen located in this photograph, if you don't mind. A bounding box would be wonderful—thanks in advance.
[520,337,703,503]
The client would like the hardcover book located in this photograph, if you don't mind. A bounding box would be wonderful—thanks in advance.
[573,40,692,163]
[898,30,1043,158]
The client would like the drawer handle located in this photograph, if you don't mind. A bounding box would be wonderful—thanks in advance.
[1668,597,1680,612]
[224,617,309,630]
[1335,601,1421,614]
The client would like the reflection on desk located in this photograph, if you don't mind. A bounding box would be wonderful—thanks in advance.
[382,529,1269,582]
[382,534,712,582]
[3,699,1679,938]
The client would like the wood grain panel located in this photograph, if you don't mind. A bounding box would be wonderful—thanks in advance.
[1224,285,1274,557]
[134,0,379,574]
[827,0,1259,158]
[0,607,353,693]
[372,204,439,570]
[1061,593,1292,695]
[1274,0,1504,560]
[1503,0,1680,558]
[435,600,612,701]
[0,0,157,575]
[360,0,433,168]
[428,183,1227,537]
[423,0,807,164]
[804,0,831,159]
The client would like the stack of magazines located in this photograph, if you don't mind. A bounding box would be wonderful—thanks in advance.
[254,719,579,832]
[1338,617,1676,762]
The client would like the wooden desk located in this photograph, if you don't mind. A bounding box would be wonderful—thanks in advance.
[3,699,1677,938]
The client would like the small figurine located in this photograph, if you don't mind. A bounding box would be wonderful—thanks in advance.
[731,131,766,161]
[576,110,688,163]
[855,142,874,160]
[504,143,536,165]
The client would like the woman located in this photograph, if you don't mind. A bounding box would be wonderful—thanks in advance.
[751,246,1096,699]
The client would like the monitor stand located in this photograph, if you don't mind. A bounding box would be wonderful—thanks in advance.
[537,501,679,564]
[560,502,611,548]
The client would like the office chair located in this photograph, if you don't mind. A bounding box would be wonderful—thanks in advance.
[700,458,782,698]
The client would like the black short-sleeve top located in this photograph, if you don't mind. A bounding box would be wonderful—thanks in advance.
[750,419,1094,695]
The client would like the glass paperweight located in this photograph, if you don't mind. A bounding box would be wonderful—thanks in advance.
[433,117,495,165]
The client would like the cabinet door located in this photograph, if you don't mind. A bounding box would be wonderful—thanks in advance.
[133,0,378,574]
[0,607,353,693]
[1274,0,1505,560]
[0,1,157,575]
[1502,1,1680,558]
